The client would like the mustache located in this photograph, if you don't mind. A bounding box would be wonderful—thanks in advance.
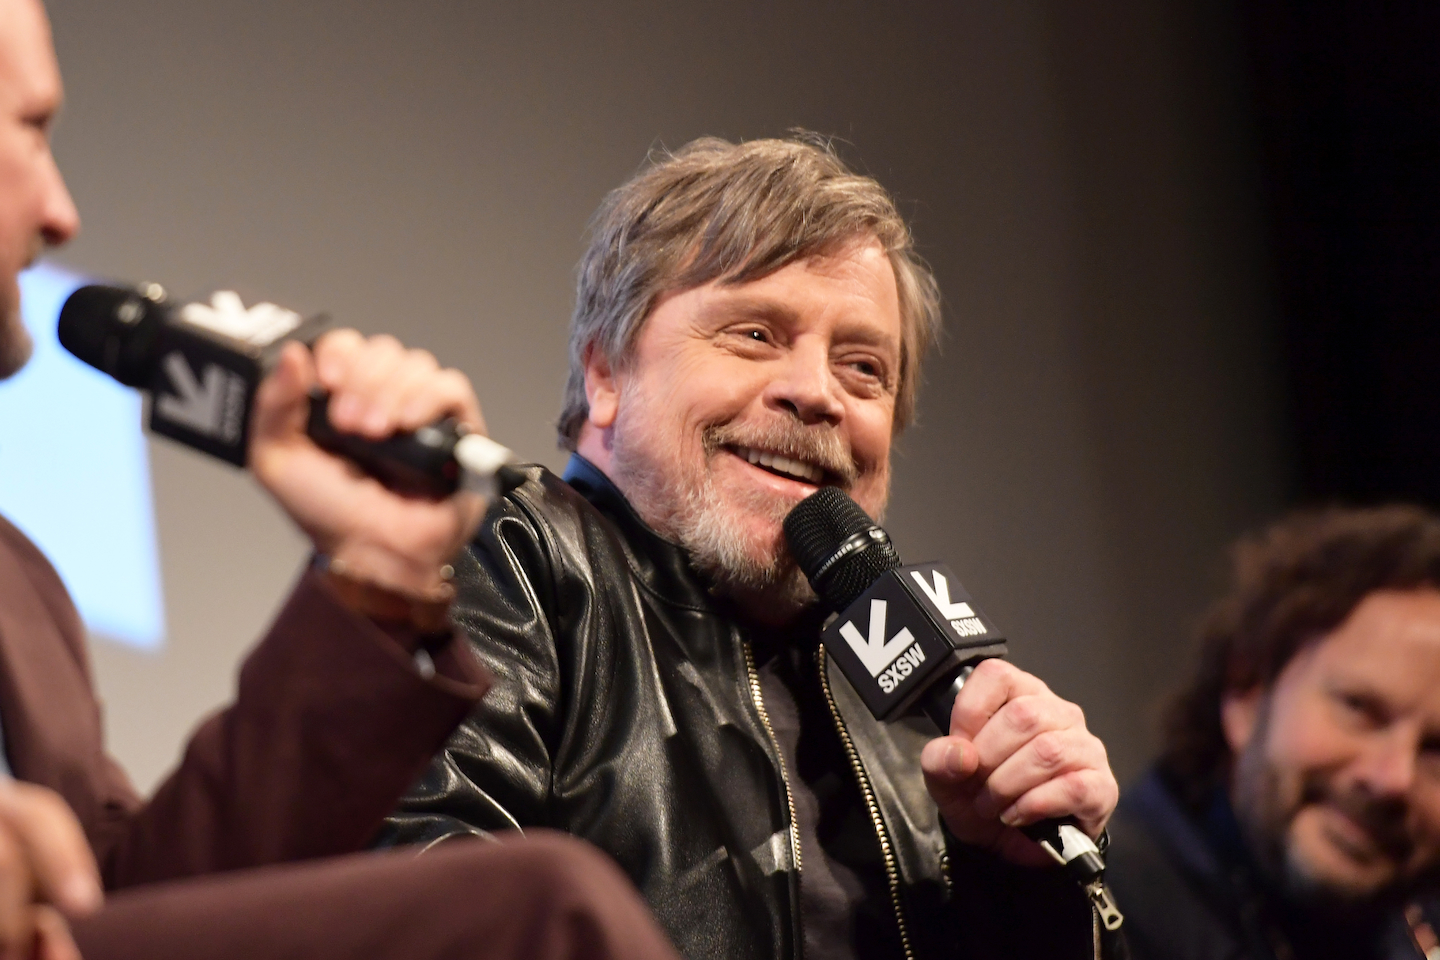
[1300,777,1414,863]
[702,419,861,487]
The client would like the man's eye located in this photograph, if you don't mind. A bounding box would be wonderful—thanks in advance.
[746,329,769,343]
[1336,691,1387,727]
[843,357,886,382]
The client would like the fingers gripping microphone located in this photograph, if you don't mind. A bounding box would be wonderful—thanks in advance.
[784,488,1123,932]
[57,283,517,499]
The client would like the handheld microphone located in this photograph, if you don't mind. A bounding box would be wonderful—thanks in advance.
[784,487,1123,931]
[57,283,518,499]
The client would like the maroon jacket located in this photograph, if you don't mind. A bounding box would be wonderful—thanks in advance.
[0,513,488,889]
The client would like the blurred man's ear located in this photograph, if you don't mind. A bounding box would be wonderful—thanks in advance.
[1221,687,1265,753]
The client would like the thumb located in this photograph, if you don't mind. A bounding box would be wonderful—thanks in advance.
[920,736,980,805]
[250,341,316,453]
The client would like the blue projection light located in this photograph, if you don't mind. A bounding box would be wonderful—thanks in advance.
[0,263,165,650]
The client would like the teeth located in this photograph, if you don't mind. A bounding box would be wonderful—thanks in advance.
[735,446,821,484]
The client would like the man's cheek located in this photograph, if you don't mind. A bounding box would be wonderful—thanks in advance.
[1265,700,1348,776]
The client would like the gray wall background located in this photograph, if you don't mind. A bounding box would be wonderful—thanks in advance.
[44,0,1287,794]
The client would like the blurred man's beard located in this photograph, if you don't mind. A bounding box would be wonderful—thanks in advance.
[1231,701,1428,912]
[0,302,33,379]
[608,407,872,618]
[1,241,44,379]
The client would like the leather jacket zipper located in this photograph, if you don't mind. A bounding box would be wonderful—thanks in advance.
[818,647,916,960]
[741,640,804,949]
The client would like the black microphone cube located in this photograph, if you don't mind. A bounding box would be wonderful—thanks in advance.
[144,301,330,466]
[822,562,1007,721]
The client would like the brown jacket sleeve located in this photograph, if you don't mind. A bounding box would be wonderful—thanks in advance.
[0,516,488,890]
[94,570,490,888]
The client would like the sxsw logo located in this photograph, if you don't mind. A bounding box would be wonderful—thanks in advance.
[909,568,990,640]
[838,599,927,693]
[823,562,1007,720]
[154,352,248,444]
[836,568,992,694]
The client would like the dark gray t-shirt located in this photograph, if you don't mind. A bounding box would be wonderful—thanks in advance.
[753,637,906,960]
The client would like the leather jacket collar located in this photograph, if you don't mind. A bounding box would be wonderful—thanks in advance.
[561,455,717,616]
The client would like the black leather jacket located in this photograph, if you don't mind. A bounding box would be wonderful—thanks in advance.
[380,457,1101,960]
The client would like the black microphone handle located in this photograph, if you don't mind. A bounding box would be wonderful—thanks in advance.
[304,389,467,499]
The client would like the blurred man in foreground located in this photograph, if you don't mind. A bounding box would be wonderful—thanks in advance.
[0,0,679,957]
[1107,506,1440,960]
[382,136,1122,959]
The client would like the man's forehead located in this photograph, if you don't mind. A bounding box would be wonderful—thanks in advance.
[699,246,900,333]
[0,0,62,110]
[1299,589,1440,704]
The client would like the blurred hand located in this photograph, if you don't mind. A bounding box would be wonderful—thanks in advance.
[0,781,102,960]
[918,658,1117,867]
[249,331,489,595]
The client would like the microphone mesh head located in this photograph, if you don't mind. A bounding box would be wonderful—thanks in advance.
[784,486,901,614]
[57,285,158,387]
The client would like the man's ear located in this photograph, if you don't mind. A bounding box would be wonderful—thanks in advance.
[583,343,620,430]
[1221,687,1265,754]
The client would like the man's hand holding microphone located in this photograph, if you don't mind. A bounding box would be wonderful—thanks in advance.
[1,312,499,960]
[784,488,1123,930]
[918,658,1117,868]
[252,331,489,607]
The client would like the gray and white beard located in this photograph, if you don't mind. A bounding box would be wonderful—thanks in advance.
[664,461,816,613]
[608,408,871,620]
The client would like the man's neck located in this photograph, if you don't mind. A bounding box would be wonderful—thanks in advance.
[574,424,615,480]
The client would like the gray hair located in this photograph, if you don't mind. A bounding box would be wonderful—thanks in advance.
[556,134,943,450]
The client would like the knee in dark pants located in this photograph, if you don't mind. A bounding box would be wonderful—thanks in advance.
[419,830,675,960]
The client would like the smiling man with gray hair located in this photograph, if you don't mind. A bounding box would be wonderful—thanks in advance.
[384,135,1122,960]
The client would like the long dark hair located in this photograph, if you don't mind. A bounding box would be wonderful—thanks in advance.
[1159,505,1440,810]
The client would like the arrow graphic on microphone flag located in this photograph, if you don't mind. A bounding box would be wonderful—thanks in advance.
[840,599,916,676]
[910,570,976,620]
[155,353,229,437]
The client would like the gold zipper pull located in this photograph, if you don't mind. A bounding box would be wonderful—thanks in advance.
[1084,878,1124,932]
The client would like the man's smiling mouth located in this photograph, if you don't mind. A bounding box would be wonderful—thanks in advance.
[729,444,826,484]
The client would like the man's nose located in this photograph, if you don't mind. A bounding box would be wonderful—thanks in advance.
[764,341,844,426]
[40,153,80,247]
[1354,728,1420,797]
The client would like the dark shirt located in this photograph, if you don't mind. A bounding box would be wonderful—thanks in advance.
[752,631,907,960]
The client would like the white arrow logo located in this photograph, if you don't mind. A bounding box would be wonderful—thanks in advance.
[839,599,916,677]
[910,570,976,620]
[155,352,229,438]
[180,291,302,347]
